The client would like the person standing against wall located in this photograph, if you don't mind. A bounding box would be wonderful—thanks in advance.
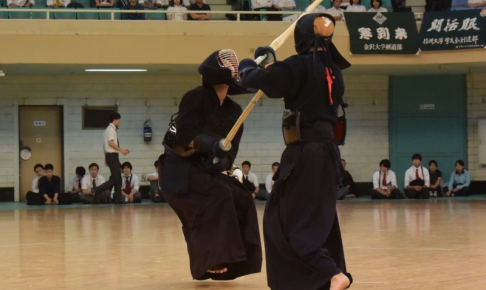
[95,113,130,204]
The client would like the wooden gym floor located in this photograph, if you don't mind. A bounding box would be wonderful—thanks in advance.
[0,197,485,290]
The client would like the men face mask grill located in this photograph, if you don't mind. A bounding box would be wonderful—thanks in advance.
[218,49,239,79]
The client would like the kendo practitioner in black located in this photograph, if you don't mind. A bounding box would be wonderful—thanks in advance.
[239,14,353,290]
[159,50,262,281]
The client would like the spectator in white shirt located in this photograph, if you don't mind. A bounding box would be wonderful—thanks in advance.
[242,161,260,200]
[147,160,166,203]
[404,153,430,199]
[66,166,86,203]
[368,0,388,11]
[167,0,188,20]
[250,0,272,20]
[94,0,114,8]
[265,162,279,195]
[140,0,168,9]
[119,162,142,203]
[7,0,34,6]
[328,0,345,21]
[309,0,327,12]
[80,163,111,204]
[371,159,403,199]
[346,0,366,11]
[26,164,45,205]
[47,0,71,7]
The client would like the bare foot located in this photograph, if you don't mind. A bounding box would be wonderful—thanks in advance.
[53,199,59,205]
[330,273,350,290]
[45,200,52,205]
[207,265,228,274]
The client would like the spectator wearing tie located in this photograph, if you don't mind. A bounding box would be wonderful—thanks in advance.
[95,113,129,204]
[265,162,279,195]
[445,160,471,197]
[26,164,45,205]
[404,154,430,199]
[241,161,259,200]
[66,166,86,203]
[80,163,111,204]
[428,160,443,197]
[120,162,142,203]
[371,159,402,199]
[147,160,166,203]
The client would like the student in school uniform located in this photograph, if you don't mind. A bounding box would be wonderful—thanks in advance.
[241,161,261,200]
[346,0,366,11]
[26,164,45,205]
[38,164,62,205]
[368,0,388,11]
[404,154,430,199]
[167,0,188,20]
[371,159,403,199]
[327,0,345,21]
[66,166,86,203]
[445,160,471,197]
[147,160,166,203]
[265,162,279,195]
[94,113,130,204]
[80,163,111,204]
[120,162,142,203]
[428,160,443,197]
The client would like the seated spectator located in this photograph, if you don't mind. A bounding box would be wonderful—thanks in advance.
[250,0,272,21]
[242,161,261,200]
[122,0,145,20]
[26,164,45,205]
[371,159,403,199]
[268,0,296,21]
[95,0,114,7]
[38,164,62,205]
[446,160,471,197]
[188,0,210,20]
[147,160,166,203]
[346,0,366,11]
[80,163,111,204]
[327,0,345,22]
[66,166,86,203]
[120,162,142,203]
[337,159,358,199]
[140,0,168,9]
[309,0,327,12]
[265,162,279,194]
[467,0,486,7]
[404,154,430,199]
[167,0,188,20]
[47,0,71,7]
[7,0,34,6]
[428,160,442,197]
[368,0,388,11]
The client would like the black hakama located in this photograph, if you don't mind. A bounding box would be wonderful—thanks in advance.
[160,86,262,281]
[240,53,351,290]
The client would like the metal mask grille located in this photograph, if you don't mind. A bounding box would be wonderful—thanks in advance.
[218,49,239,79]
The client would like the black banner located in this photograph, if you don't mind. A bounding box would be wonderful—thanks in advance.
[419,10,486,51]
[345,12,419,54]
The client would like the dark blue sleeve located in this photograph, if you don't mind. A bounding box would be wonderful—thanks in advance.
[54,176,61,194]
[38,177,46,195]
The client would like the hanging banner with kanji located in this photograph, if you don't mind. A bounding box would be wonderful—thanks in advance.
[344,12,419,54]
[419,10,486,51]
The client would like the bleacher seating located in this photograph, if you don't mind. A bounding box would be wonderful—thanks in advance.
[54,7,77,18]
[144,8,166,20]
[8,6,48,19]
[98,8,120,19]
[76,7,98,19]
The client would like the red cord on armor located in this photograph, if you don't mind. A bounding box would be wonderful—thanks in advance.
[325,68,335,105]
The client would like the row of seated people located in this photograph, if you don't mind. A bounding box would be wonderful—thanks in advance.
[338,153,471,200]
[4,0,208,21]
[25,161,153,205]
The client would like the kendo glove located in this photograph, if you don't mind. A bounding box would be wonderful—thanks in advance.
[193,134,231,160]
[254,46,276,68]
[204,156,231,175]
[239,58,258,77]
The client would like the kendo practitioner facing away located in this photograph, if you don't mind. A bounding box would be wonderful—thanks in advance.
[159,50,262,281]
[238,14,353,290]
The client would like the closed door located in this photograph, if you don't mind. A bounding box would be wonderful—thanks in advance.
[389,75,467,191]
[19,106,63,201]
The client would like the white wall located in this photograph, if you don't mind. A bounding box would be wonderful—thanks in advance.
[1,72,482,199]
